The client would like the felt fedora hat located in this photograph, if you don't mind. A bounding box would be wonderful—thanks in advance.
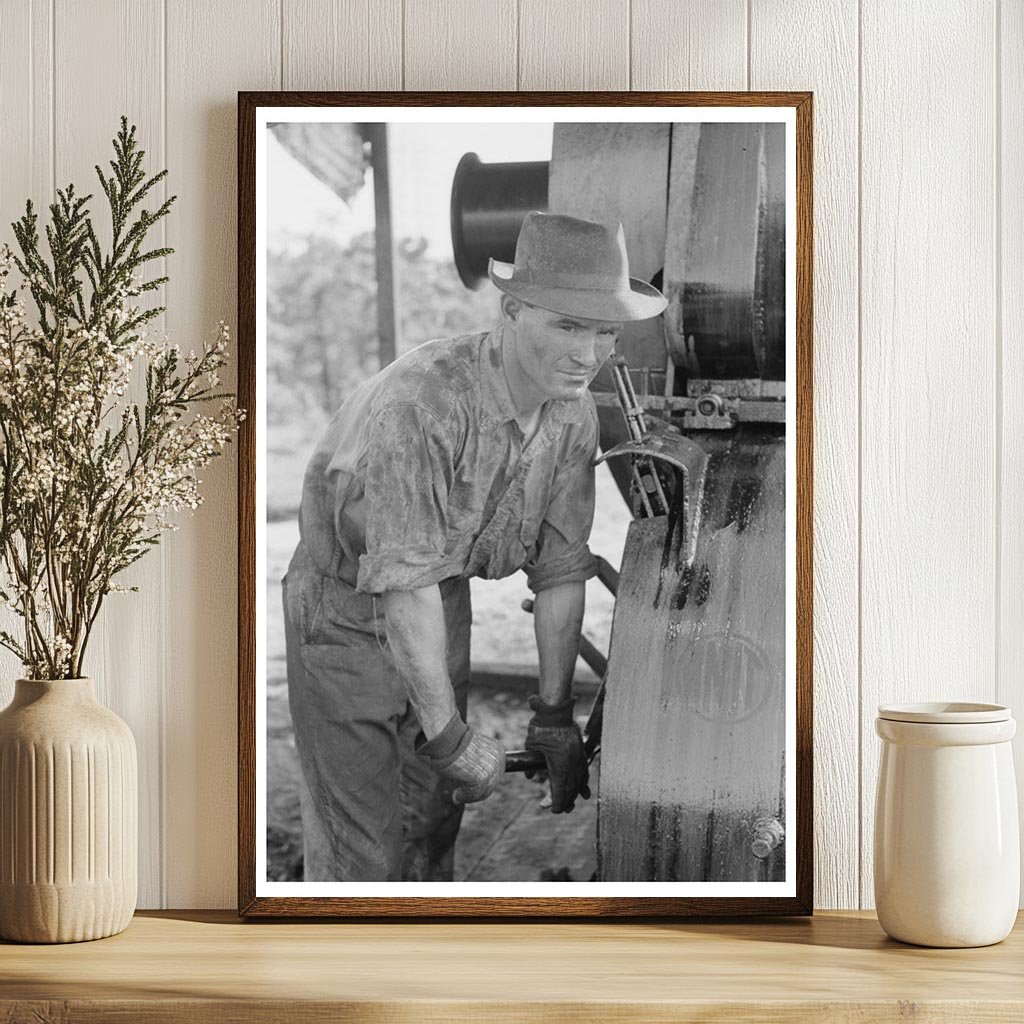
[487,211,667,322]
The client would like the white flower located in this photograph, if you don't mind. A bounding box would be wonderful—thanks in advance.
[0,265,240,675]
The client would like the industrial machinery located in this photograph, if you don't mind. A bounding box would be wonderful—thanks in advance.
[453,122,787,883]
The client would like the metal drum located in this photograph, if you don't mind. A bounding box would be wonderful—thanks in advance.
[664,123,787,381]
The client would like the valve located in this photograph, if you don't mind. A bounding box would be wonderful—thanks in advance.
[751,817,785,859]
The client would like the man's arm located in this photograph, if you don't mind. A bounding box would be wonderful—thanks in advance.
[382,584,505,804]
[355,400,503,802]
[525,579,591,814]
[381,584,456,740]
[533,580,586,706]
[520,404,599,814]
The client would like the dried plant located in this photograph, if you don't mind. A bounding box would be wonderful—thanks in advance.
[0,117,242,679]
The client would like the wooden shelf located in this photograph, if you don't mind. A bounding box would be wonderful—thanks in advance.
[2,910,1022,1022]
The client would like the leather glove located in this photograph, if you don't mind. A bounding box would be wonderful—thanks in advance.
[416,713,505,805]
[524,694,591,814]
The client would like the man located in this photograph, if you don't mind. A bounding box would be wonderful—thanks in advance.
[283,211,667,881]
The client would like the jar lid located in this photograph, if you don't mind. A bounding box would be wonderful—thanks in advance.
[877,701,1011,724]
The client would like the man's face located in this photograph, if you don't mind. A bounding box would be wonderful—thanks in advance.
[505,302,622,403]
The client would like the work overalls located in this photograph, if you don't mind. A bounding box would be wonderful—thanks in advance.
[284,547,471,882]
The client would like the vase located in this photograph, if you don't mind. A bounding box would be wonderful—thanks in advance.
[0,677,137,942]
[874,701,1019,947]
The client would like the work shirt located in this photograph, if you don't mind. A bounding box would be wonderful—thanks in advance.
[295,325,600,596]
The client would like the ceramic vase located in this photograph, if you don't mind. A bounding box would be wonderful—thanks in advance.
[874,701,1019,948]
[0,678,137,942]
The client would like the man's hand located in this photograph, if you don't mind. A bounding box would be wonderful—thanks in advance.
[524,694,591,813]
[447,731,505,804]
[416,713,505,805]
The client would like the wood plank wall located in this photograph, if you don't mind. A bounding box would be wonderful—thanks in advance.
[0,0,1016,911]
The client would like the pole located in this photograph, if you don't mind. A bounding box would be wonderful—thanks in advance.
[368,123,399,368]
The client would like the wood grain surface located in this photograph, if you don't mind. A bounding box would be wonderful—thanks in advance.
[1001,0,1024,907]
[163,0,280,909]
[2,910,1023,1023]
[0,4,50,686]
[519,0,629,91]
[282,0,402,91]
[750,0,859,911]
[858,1,998,909]
[51,0,167,914]
[404,0,517,90]
[630,0,747,91]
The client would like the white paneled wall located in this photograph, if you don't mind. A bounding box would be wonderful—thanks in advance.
[1005,1,1024,889]
[0,0,1017,910]
[859,1,999,910]
[751,0,860,912]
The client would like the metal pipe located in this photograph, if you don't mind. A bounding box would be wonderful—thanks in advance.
[609,358,669,516]
[595,556,620,595]
[450,153,549,289]
[367,124,399,367]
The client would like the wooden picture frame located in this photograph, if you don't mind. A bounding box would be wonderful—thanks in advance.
[238,91,813,917]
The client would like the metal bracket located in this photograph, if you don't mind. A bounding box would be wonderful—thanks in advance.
[591,391,784,428]
[595,432,708,567]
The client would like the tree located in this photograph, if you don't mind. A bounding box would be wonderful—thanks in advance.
[267,232,499,427]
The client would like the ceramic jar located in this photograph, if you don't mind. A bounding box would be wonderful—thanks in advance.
[0,678,137,943]
[874,702,1019,947]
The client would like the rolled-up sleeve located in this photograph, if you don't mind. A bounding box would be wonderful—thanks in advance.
[356,402,461,594]
[524,403,600,594]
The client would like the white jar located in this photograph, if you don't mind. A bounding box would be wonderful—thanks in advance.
[874,702,1019,947]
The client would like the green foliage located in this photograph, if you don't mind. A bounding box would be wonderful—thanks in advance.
[0,118,240,679]
[13,116,174,347]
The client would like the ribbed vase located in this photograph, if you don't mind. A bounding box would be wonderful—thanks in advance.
[0,678,137,943]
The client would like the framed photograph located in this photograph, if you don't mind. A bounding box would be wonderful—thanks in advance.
[238,91,813,917]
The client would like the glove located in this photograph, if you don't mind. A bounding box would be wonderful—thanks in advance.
[416,713,505,805]
[524,694,591,814]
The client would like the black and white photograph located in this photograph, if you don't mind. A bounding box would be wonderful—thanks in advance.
[242,97,810,913]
